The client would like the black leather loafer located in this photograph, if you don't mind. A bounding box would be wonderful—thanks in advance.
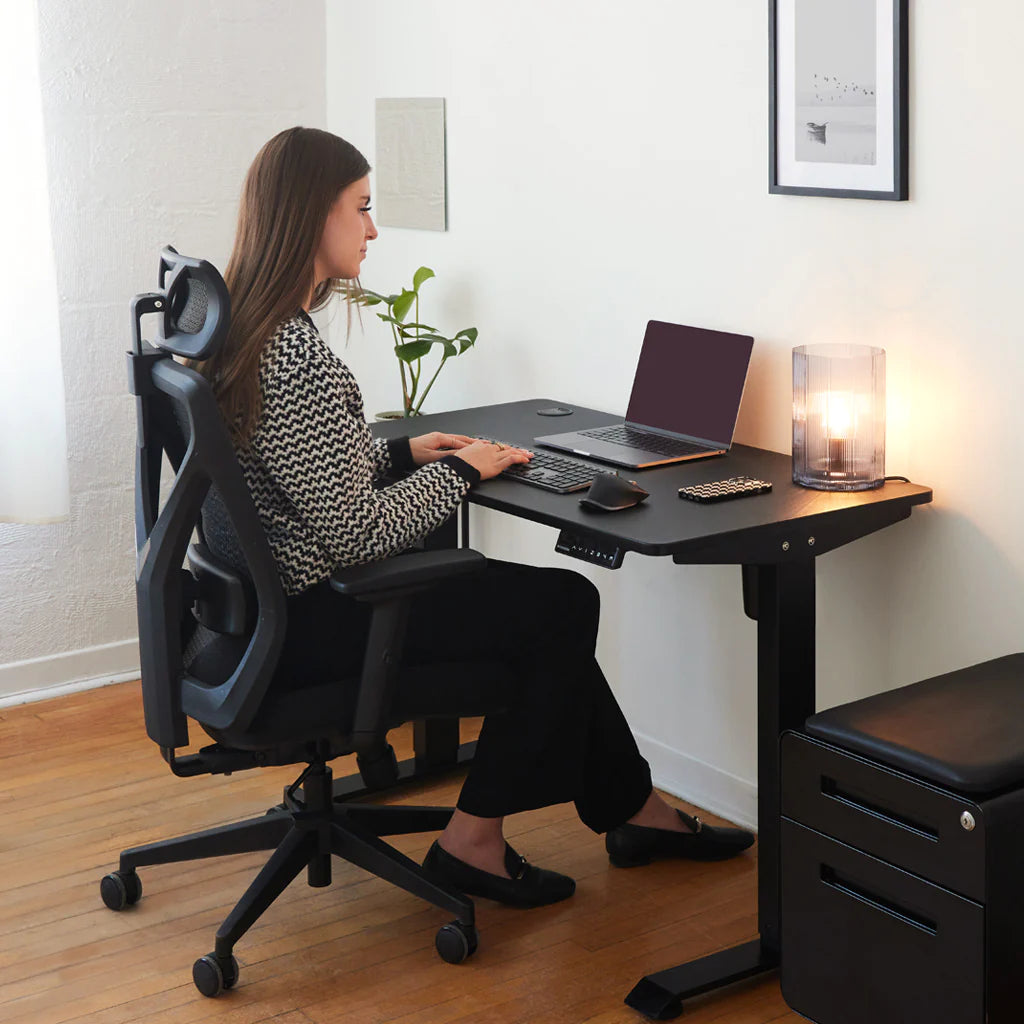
[605,809,755,867]
[422,841,576,908]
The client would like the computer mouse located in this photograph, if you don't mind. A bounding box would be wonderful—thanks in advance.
[579,473,650,512]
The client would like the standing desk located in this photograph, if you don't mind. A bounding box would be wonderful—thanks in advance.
[373,398,933,1020]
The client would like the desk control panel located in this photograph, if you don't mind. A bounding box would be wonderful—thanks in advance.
[555,530,624,569]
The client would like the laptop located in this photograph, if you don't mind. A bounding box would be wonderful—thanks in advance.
[534,320,754,470]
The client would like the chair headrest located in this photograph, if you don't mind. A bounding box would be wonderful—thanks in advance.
[154,246,231,360]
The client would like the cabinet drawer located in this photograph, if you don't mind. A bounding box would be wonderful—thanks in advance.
[781,818,985,1024]
[782,732,985,900]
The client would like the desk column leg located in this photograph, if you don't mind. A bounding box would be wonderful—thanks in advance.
[624,558,816,1019]
[755,558,816,954]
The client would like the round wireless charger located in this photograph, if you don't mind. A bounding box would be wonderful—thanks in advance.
[536,406,574,416]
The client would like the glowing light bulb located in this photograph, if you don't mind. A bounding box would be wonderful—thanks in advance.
[823,391,853,440]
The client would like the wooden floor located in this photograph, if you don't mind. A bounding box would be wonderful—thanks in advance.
[0,682,801,1024]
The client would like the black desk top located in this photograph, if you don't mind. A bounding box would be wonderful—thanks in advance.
[374,399,932,567]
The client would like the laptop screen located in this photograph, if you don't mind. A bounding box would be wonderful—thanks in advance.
[625,321,754,446]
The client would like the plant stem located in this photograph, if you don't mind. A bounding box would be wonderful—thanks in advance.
[414,355,449,414]
[408,292,420,416]
[391,320,409,411]
[409,359,421,414]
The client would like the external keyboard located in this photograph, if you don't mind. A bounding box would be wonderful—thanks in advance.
[487,442,596,493]
[579,424,708,457]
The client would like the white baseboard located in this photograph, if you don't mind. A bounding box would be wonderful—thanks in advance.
[0,639,140,707]
[635,731,758,831]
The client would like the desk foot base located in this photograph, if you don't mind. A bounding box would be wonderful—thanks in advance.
[625,939,777,1020]
[330,740,477,803]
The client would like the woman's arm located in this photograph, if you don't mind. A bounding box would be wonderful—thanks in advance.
[253,332,475,569]
[370,435,414,479]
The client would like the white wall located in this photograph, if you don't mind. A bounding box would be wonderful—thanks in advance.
[0,0,326,703]
[326,0,1024,827]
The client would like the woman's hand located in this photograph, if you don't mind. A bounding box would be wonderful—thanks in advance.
[409,431,478,466]
[446,439,532,481]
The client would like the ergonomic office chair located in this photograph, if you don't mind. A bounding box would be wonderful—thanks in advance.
[102,247,511,997]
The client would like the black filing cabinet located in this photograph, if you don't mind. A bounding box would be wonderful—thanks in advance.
[780,726,1024,1024]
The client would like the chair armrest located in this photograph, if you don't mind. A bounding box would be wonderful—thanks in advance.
[333,548,485,775]
[329,548,486,600]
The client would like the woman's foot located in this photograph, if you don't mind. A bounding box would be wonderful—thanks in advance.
[624,790,695,832]
[422,841,576,908]
[607,792,755,867]
[424,808,575,907]
[434,808,512,876]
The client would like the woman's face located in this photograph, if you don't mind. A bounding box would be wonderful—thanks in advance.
[314,175,378,282]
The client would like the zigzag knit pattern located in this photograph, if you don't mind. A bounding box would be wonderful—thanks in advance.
[236,313,471,595]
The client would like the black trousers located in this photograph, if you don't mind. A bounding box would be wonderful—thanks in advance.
[279,558,653,834]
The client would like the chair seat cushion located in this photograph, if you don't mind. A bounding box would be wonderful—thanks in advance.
[804,653,1024,794]
[205,658,514,752]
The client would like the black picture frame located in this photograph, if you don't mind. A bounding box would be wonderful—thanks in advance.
[769,0,908,200]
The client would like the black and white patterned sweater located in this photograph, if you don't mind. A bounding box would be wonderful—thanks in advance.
[231,311,478,595]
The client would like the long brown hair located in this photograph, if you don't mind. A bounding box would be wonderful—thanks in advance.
[195,127,370,445]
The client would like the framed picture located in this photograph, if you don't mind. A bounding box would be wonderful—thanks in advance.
[769,0,908,200]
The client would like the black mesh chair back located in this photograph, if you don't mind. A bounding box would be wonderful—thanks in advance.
[127,246,285,754]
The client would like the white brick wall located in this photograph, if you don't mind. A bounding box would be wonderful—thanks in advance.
[0,0,326,702]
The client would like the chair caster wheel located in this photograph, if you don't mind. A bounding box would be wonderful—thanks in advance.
[100,870,142,911]
[435,920,478,964]
[192,952,239,997]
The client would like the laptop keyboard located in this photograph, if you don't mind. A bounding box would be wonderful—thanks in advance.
[486,442,596,493]
[579,424,709,457]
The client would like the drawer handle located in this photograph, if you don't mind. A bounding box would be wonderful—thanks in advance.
[820,865,937,936]
[822,777,939,841]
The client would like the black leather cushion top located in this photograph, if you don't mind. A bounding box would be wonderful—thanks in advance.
[805,653,1024,794]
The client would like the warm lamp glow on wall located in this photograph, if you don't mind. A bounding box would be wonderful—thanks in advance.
[793,344,885,491]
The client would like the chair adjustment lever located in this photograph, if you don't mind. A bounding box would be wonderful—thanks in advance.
[162,744,268,777]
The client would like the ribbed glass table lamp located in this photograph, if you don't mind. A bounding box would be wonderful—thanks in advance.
[792,343,885,491]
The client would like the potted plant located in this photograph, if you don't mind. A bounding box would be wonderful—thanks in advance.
[357,267,478,418]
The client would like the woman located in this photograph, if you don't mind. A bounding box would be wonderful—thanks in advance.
[198,126,752,908]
